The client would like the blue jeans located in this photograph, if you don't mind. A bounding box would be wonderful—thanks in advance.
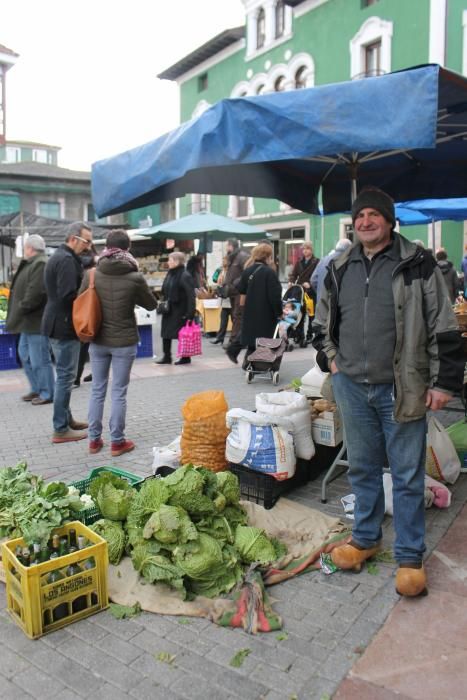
[18,333,55,400]
[49,338,80,433]
[88,343,137,443]
[332,371,427,564]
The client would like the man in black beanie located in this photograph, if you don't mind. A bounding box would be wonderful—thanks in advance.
[313,187,463,598]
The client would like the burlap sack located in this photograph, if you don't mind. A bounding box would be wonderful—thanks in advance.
[181,390,229,471]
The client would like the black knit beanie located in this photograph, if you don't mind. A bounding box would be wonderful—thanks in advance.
[351,188,396,227]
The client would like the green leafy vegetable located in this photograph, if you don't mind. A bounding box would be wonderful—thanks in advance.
[216,471,240,505]
[143,505,197,545]
[89,519,126,564]
[234,526,280,565]
[156,652,176,665]
[0,462,83,546]
[109,601,142,619]
[89,471,134,521]
[229,649,251,667]
[131,544,186,593]
[276,632,288,641]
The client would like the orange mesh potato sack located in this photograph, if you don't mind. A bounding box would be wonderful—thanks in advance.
[181,391,229,472]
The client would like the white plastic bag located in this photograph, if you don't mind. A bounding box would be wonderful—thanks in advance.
[152,435,181,473]
[255,391,315,460]
[299,363,329,398]
[226,408,296,480]
[426,417,461,484]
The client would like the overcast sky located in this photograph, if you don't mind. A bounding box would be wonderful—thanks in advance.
[2,0,245,171]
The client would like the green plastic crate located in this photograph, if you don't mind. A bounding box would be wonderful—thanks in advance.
[69,467,143,525]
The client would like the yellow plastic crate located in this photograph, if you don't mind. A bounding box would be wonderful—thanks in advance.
[1,521,109,639]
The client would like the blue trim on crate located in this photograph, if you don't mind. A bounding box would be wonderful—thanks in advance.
[0,332,19,370]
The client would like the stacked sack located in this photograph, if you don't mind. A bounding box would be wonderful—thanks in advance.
[255,391,315,460]
[181,390,229,472]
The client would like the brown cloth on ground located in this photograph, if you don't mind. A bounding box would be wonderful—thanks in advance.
[108,499,345,632]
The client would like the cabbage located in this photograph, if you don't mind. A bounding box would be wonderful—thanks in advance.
[234,526,279,564]
[216,472,240,505]
[89,471,135,521]
[174,533,223,580]
[131,544,185,593]
[143,504,197,545]
[89,519,126,565]
[166,466,216,517]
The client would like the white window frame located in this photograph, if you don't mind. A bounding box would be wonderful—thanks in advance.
[230,52,314,97]
[350,16,393,79]
[37,198,64,219]
[227,195,255,218]
[32,148,48,163]
[5,146,20,163]
[191,193,211,214]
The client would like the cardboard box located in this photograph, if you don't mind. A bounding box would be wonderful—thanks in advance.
[312,409,343,447]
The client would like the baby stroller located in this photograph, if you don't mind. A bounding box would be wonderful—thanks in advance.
[244,329,288,385]
[281,285,307,349]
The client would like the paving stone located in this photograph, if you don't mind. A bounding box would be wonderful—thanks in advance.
[129,650,188,687]
[130,628,181,654]
[93,612,143,640]
[249,663,303,696]
[171,674,236,700]
[205,643,258,675]
[129,677,184,700]
[94,633,143,664]
[14,665,67,699]
[88,651,143,692]
[46,655,105,695]
[67,617,110,643]
[214,668,269,699]
[0,676,33,700]
[0,646,30,678]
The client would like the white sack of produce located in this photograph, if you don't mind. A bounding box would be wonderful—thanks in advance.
[256,391,315,460]
[226,408,296,480]
[299,363,328,398]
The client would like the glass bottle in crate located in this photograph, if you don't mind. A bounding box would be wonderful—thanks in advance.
[46,553,69,622]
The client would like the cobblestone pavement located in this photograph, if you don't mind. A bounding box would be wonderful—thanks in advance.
[0,337,466,700]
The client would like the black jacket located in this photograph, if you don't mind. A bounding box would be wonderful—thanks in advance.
[237,263,283,346]
[161,267,196,340]
[41,244,83,340]
[6,253,48,334]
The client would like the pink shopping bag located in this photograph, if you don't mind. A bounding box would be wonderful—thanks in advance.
[177,320,202,357]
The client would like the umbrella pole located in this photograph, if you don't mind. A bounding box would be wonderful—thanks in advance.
[320,214,324,257]
[431,218,436,252]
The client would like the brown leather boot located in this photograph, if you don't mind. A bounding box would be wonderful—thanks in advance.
[395,564,428,597]
[331,540,382,572]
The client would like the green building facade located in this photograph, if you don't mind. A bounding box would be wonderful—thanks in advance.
[159,0,467,277]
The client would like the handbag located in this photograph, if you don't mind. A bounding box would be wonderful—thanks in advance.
[177,320,202,358]
[72,268,102,342]
[156,300,170,315]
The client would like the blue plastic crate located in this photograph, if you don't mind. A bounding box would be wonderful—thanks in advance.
[136,325,153,358]
[0,333,19,370]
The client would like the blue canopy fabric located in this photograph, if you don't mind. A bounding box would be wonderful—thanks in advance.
[92,64,467,217]
[398,198,467,222]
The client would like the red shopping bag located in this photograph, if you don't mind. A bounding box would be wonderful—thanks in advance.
[177,320,202,357]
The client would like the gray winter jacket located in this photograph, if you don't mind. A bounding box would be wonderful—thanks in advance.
[313,233,464,422]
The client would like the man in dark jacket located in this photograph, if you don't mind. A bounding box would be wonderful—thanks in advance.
[6,234,54,404]
[436,249,461,303]
[313,187,463,598]
[41,222,93,443]
[223,238,249,355]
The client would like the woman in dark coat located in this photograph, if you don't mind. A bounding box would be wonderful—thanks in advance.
[226,243,283,365]
[156,252,196,365]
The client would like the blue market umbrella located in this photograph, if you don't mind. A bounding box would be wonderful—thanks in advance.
[92,64,467,218]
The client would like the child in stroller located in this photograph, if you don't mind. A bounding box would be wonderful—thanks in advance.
[278,300,300,339]
[281,285,307,348]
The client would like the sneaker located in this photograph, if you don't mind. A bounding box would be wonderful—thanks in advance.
[22,392,39,402]
[111,439,135,457]
[69,418,88,430]
[31,397,53,405]
[89,438,104,454]
[52,428,87,444]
